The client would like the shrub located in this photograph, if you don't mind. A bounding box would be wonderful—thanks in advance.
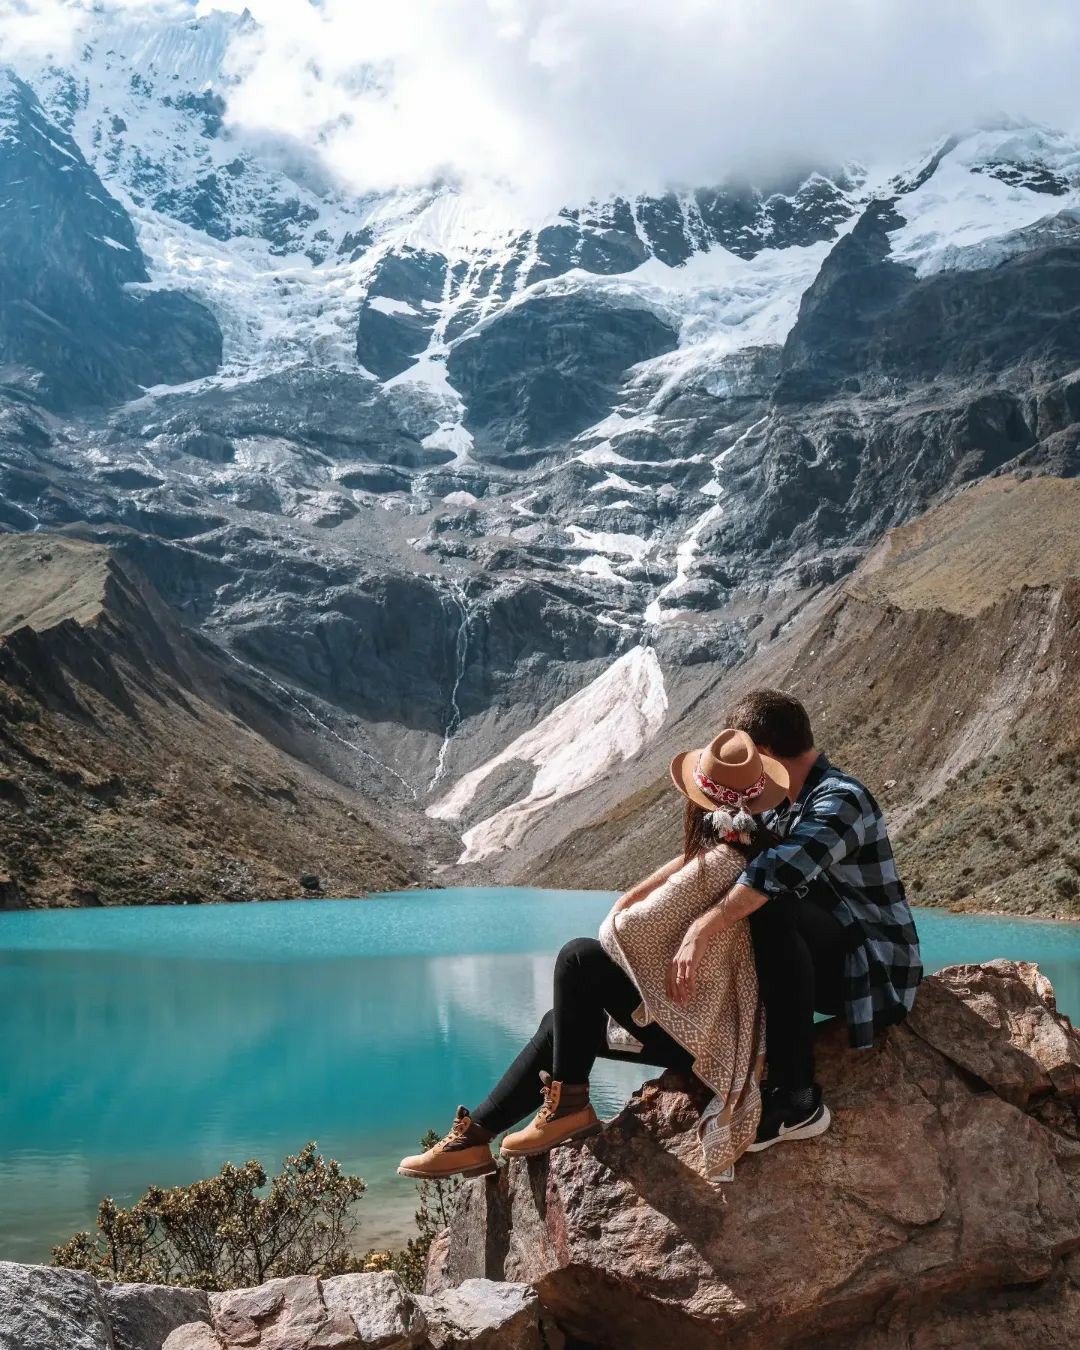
[361,1129,462,1292]
[1052,871,1079,901]
[52,1143,366,1291]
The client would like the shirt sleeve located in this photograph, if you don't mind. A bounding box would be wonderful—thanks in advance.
[737,785,869,897]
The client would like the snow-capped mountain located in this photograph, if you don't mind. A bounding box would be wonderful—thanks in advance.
[2,5,1079,874]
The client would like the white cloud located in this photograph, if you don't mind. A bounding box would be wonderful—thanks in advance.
[5,0,1080,206]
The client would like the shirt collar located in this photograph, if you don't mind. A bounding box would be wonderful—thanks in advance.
[776,752,831,819]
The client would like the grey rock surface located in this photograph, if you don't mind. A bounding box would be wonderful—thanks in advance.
[322,1272,428,1349]
[415,1280,563,1350]
[162,1326,224,1350]
[101,1282,212,1350]
[0,1261,113,1350]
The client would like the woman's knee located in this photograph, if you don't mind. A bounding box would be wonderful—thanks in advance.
[555,936,605,980]
[529,1008,555,1050]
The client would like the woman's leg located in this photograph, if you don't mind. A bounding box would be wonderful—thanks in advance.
[553,937,693,1081]
[473,937,692,1134]
[470,1011,554,1134]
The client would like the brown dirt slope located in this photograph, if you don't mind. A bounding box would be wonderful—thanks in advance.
[531,475,1080,919]
[0,534,426,907]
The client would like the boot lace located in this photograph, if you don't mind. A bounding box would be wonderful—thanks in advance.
[437,1113,471,1150]
[535,1080,560,1123]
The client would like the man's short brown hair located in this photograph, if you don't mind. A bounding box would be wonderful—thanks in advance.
[725,689,814,758]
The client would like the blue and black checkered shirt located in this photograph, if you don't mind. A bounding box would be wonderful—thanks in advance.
[738,754,922,1049]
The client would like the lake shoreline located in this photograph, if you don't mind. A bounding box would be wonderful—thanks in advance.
[4,888,1079,925]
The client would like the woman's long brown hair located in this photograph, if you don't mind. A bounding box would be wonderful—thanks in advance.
[683,801,776,864]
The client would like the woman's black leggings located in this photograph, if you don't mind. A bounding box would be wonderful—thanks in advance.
[470,937,693,1134]
[748,890,848,1093]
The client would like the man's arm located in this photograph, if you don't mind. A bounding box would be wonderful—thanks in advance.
[738,785,869,899]
[668,882,767,1001]
[687,788,869,942]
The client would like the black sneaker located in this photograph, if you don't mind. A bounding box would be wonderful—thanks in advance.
[747,1084,831,1152]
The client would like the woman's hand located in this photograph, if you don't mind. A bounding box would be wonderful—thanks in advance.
[666,918,710,1005]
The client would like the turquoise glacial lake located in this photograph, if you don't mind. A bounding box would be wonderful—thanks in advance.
[3,888,1080,1263]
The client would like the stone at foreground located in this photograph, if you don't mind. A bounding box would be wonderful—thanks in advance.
[415,1279,564,1350]
[433,961,1080,1349]
[0,1263,554,1350]
[173,1272,552,1349]
[0,1262,114,1350]
[102,1282,212,1350]
[321,1271,428,1348]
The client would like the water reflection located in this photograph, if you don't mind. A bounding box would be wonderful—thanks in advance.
[0,948,644,1259]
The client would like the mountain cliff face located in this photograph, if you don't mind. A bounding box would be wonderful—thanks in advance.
[0,7,1078,898]
[0,69,221,411]
[0,533,426,906]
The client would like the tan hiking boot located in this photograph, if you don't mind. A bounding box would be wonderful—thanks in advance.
[397,1107,497,1180]
[500,1073,602,1158]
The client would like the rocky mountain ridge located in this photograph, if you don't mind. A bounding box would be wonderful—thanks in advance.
[0,532,427,907]
[1,6,1079,894]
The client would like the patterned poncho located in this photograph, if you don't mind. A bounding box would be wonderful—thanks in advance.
[599,844,765,1180]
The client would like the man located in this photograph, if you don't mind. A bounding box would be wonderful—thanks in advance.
[721,689,921,1151]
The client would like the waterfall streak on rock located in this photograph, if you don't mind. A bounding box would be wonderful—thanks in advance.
[222,647,418,799]
[427,581,473,794]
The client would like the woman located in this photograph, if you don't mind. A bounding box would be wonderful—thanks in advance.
[397,729,788,1182]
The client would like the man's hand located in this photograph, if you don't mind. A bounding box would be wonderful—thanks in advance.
[666,918,709,1004]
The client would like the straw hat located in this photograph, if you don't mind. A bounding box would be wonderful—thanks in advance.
[670,728,789,816]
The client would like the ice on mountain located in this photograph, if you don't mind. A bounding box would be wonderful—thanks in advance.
[887,124,1080,276]
[428,644,667,863]
[589,472,647,495]
[573,555,633,586]
[367,295,420,316]
[645,502,725,624]
[566,525,652,559]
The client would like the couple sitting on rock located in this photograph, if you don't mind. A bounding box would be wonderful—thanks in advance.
[399,689,923,1182]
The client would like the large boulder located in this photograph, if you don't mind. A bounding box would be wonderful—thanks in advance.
[322,1271,428,1348]
[414,1280,563,1350]
[100,1282,212,1350]
[0,1261,114,1350]
[433,961,1080,1348]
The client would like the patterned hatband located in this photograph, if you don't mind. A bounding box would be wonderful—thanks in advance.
[693,757,767,809]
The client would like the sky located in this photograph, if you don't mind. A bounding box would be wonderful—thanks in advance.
[2,0,1079,205]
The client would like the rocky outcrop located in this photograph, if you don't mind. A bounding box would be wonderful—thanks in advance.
[0,1264,559,1350]
[0,70,221,411]
[433,961,1080,1348]
[0,533,428,905]
[447,293,678,454]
